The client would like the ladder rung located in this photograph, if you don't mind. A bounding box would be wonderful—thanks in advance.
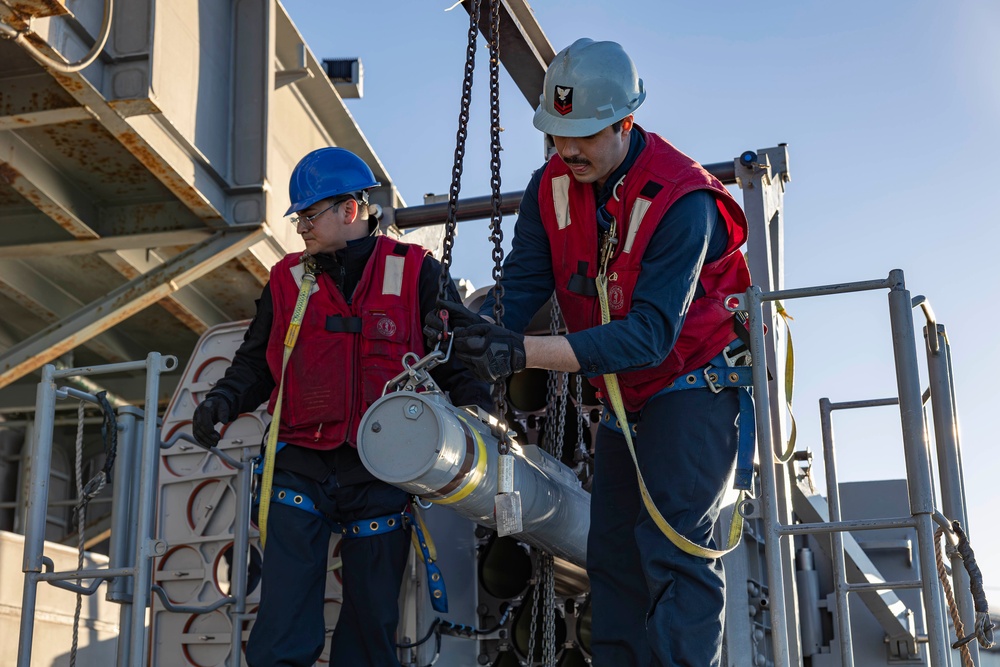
[844,579,923,594]
[778,516,916,536]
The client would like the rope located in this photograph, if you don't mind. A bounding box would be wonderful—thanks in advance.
[935,528,975,667]
[952,521,995,650]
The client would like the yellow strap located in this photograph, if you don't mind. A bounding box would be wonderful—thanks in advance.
[774,301,797,463]
[409,506,438,563]
[596,269,744,559]
[258,271,317,547]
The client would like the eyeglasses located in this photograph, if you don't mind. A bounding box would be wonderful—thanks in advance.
[289,198,352,230]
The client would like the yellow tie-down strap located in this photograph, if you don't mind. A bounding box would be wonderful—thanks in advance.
[596,272,745,559]
[258,271,317,548]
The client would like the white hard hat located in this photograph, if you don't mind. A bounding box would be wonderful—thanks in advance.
[533,38,646,138]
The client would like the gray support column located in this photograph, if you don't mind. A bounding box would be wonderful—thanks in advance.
[229,0,273,225]
[229,447,253,666]
[886,271,950,666]
[15,364,57,667]
[737,147,801,666]
[109,406,142,665]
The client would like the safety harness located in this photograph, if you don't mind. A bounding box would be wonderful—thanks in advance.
[595,213,755,559]
[255,455,448,613]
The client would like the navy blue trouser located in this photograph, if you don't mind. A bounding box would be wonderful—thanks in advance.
[245,464,411,666]
[587,386,740,667]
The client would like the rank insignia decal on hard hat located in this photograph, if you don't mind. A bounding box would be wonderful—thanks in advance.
[554,86,573,115]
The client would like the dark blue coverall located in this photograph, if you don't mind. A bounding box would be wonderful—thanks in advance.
[205,236,491,666]
[480,130,741,666]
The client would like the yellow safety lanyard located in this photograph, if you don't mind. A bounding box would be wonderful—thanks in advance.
[595,219,745,559]
[258,268,317,547]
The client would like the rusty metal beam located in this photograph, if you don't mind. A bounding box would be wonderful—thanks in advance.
[0,129,234,332]
[0,226,266,389]
[0,258,145,363]
[462,0,555,107]
[0,106,96,131]
[0,227,241,258]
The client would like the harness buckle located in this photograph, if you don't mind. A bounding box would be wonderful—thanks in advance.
[722,342,752,368]
[703,367,724,394]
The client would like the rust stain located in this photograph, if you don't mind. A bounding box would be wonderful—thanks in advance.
[0,163,18,186]
[7,0,69,19]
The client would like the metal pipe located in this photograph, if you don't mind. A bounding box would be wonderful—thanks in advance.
[886,270,950,666]
[229,447,253,666]
[924,323,978,663]
[129,353,167,667]
[37,566,134,582]
[820,397,855,667]
[758,277,894,303]
[745,286,791,667]
[796,548,823,657]
[845,580,924,593]
[16,365,57,667]
[826,397,899,411]
[778,516,917,536]
[106,408,140,602]
[393,190,525,229]
[52,359,153,378]
[357,391,590,566]
[390,158,738,231]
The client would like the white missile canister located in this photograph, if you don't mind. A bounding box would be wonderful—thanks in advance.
[357,390,590,566]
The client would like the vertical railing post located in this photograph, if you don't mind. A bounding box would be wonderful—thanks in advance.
[229,447,253,666]
[16,364,58,667]
[886,271,950,666]
[128,353,167,667]
[819,398,855,666]
[745,286,791,667]
[109,406,142,665]
[925,323,978,663]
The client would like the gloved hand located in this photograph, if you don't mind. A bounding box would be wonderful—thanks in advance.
[423,299,488,349]
[452,323,526,383]
[192,395,232,449]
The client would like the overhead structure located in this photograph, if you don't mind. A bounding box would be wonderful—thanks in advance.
[0,0,405,408]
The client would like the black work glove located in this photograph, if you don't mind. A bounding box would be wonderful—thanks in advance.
[423,299,488,349]
[452,323,526,383]
[192,394,232,449]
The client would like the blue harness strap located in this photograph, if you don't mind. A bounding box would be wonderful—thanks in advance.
[263,483,449,613]
[405,510,448,613]
[599,345,757,492]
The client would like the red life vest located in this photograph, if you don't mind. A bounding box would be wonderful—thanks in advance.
[537,127,751,413]
[265,236,427,449]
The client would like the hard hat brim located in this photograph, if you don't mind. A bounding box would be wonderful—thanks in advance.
[532,90,646,138]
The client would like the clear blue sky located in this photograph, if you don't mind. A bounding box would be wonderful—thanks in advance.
[283,1,1000,597]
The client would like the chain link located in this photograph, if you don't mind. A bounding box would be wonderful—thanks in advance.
[436,0,482,302]
[525,574,540,665]
[542,552,557,666]
[483,0,512,453]
[575,374,586,455]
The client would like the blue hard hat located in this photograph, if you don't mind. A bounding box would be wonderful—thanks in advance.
[285,147,381,216]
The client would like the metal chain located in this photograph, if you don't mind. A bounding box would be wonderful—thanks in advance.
[543,297,568,463]
[575,374,585,454]
[541,552,557,666]
[484,0,512,453]
[525,575,540,665]
[436,0,482,302]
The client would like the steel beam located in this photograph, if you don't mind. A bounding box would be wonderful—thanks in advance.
[0,129,235,332]
[461,0,555,106]
[0,228,233,258]
[0,106,96,131]
[0,227,266,389]
[0,258,147,363]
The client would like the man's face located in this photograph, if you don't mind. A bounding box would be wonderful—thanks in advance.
[294,198,355,255]
[552,119,632,189]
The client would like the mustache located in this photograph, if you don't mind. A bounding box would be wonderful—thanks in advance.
[562,156,590,166]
